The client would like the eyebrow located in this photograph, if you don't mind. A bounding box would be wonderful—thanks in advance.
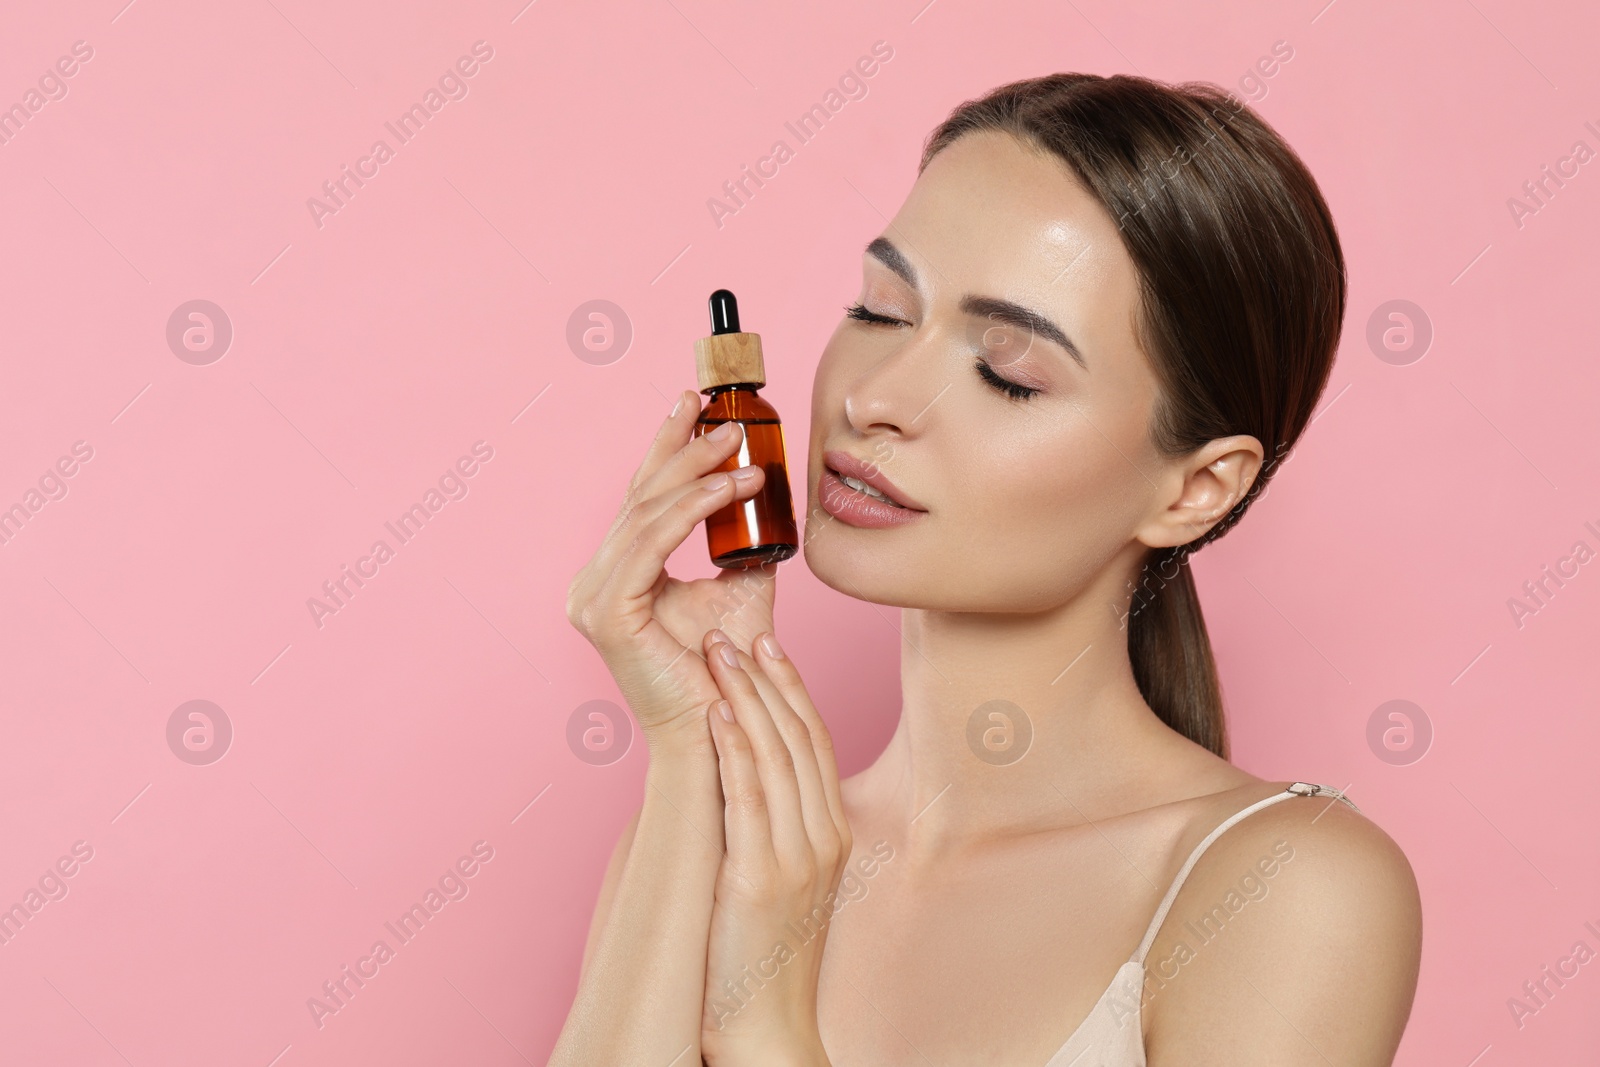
[865,235,1087,371]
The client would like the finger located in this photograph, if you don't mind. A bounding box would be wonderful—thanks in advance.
[568,391,697,613]
[704,632,812,866]
[587,422,755,588]
[707,564,780,643]
[633,417,749,507]
[590,467,765,623]
[636,455,764,535]
[602,399,744,547]
[625,389,700,501]
[706,697,775,879]
[752,632,849,848]
[711,634,838,865]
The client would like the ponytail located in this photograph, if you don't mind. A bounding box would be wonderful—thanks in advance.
[1127,547,1227,758]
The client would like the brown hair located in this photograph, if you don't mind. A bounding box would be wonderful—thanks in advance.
[919,74,1346,758]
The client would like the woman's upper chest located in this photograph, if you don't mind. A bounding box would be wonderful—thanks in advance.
[814,810,1186,1065]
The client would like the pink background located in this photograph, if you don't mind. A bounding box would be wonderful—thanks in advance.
[1,0,1596,1062]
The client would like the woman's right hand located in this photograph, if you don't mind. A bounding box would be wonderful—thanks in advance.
[565,389,780,743]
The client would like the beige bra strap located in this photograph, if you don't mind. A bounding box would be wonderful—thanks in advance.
[1131,782,1359,965]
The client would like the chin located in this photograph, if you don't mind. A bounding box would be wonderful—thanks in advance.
[802,513,1082,615]
[800,521,976,611]
[799,510,927,609]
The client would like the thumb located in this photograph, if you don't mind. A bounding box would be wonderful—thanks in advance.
[709,565,779,635]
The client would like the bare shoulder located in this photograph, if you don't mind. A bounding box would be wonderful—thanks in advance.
[1143,782,1423,1067]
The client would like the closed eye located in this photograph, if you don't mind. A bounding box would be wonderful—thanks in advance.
[844,302,903,326]
[847,302,1041,401]
[973,357,1040,401]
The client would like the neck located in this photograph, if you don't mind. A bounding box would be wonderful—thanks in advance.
[857,571,1182,858]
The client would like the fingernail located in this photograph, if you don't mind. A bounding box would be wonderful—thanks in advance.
[718,642,740,668]
[729,465,760,483]
[758,633,784,659]
[705,473,731,491]
[707,628,730,646]
[716,699,734,723]
[709,421,739,442]
[671,391,686,418]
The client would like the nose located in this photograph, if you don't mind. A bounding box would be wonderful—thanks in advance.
[841,331,943,439]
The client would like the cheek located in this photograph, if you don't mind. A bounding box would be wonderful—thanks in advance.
[1042,429,1148,522]
[809,327,853,423]
[945,411,1152,565]
[966,439,1082,546]
[959,410,1083,501]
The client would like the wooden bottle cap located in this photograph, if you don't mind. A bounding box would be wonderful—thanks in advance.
[695,331,765,391]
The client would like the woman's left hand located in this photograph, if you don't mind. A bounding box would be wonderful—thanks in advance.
[698,628,849,1067]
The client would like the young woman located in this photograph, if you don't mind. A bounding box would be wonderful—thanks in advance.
[553,73,1423,1066]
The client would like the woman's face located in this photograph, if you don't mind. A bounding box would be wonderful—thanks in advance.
[804,128,1182,613]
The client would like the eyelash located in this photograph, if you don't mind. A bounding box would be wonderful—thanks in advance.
[843,302,1041,402]
[972,357,1040,400]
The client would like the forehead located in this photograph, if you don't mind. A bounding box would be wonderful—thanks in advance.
[880,129,1145,359]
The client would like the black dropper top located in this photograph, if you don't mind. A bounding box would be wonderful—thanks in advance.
[709,289,740,335]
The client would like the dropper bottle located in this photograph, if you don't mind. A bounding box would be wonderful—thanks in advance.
[693,289,799,568]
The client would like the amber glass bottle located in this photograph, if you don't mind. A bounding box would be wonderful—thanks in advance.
[692,290,799,568]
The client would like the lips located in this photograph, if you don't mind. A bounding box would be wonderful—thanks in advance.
[822,449,926,511]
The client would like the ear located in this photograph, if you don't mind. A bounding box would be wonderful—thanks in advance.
[1136,435,1265,550]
